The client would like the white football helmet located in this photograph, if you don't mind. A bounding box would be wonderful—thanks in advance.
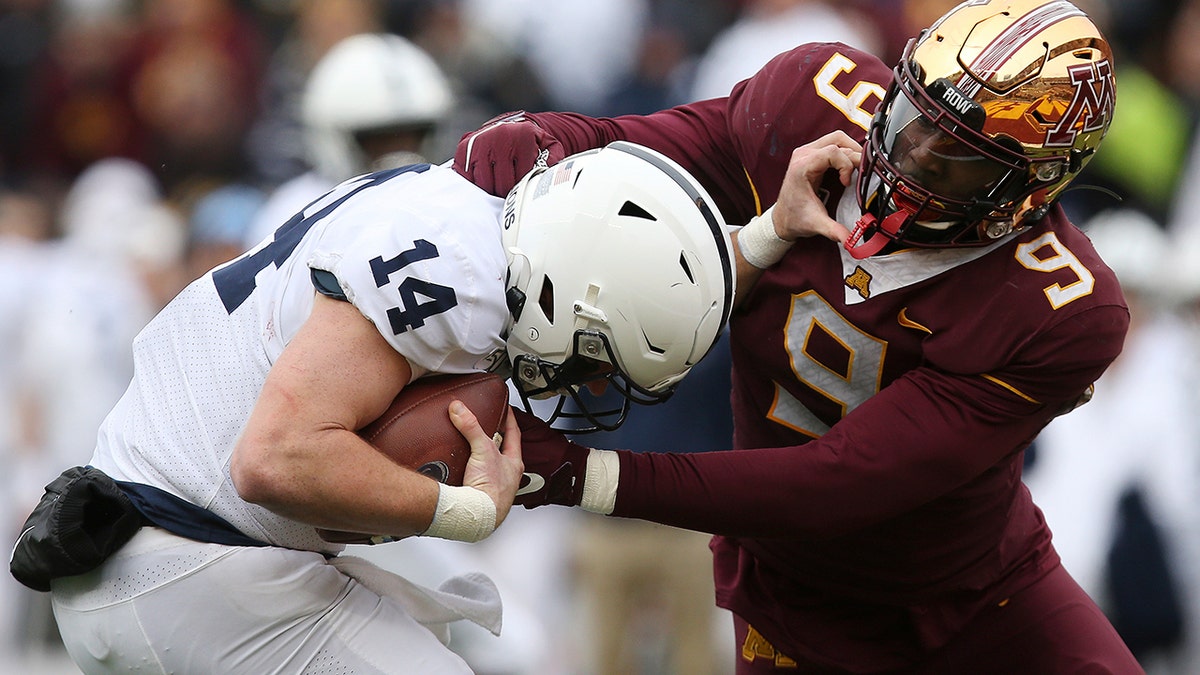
[501,141,736,431]
[302,33,453,181]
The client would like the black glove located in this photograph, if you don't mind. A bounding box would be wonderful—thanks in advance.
[453,111,566,196]
[511,409,589,508]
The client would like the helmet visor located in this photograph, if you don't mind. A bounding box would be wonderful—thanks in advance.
[881,92,1011,205]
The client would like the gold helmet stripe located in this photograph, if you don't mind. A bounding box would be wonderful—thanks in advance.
[955,1,1085,97]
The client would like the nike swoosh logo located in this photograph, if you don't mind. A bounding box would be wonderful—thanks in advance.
[515,473,545,496]
[897,307,932,334]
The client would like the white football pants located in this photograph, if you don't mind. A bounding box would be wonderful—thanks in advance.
[50,527,501,674]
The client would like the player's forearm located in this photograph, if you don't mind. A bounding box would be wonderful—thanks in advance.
[232,426,439,537]
[605,373,1055,538]
[521,111,619,152]
[606,442,970,539]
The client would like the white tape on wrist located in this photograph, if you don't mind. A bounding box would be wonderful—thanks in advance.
[422,484,497,542]
[580,449,620,515]
[738,206,792,269]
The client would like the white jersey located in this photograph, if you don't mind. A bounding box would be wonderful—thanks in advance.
[91,164,508,553]
[245,170,333,251]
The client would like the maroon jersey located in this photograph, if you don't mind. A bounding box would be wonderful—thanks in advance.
[527,43,1130,670]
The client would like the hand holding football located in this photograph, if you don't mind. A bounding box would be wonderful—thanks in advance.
[318,372,509,544]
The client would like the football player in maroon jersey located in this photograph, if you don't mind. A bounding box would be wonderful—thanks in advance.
[455,0,1142,672]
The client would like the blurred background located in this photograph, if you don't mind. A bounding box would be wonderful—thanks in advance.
[1,0,1198,673]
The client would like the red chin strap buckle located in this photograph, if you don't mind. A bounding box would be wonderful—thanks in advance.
[844,210,908,259]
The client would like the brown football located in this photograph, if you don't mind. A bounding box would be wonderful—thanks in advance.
[317,371,509,544]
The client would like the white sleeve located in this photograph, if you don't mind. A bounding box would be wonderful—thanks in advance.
[305,175,508,376]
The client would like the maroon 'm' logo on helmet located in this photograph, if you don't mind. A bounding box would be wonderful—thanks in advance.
[1044,59,1115,147]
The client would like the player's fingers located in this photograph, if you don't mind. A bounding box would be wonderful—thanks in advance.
[790,202,850,245]
[812,215,852,245]
[498,408,523,465]
[818,145,855,179]
[448,400,496,455]
[839,147,862,184]
[812,129,863,152]
[825,146,861,187]
[793,143,856,181]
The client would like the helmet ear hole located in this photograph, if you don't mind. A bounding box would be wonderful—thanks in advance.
[538,276,555,323]
[618,201,656,220]
[678,252,695,284]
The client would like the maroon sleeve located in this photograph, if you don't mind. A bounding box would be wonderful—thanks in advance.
[525,103,752,222]
[525,43,890,225]
[610,303,1128,538]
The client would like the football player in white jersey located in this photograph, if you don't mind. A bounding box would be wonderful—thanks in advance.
[41,141,735,674]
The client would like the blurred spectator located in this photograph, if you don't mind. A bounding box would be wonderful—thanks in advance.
[244,31,453,247]
[459,0,646,114]
[127,0,268,200]
[0,189,51,241]
[1162,196,1200,675]
[20,0,140,191]
[18,158,185,476]
[55,156,188,307]
[571,518,726,675]
[0,190,52,506]
[689,0,881,101]
[1059,0,1188,224]
[1164,0,1200,256]
[0,189,54,664]
[0,0,52,180]
[593,0,740,117]
[247,0,386,185]
[186,182,266,281]
[598,19,695,117]
[1162,0,1200,106]
[398,0,552,151]
[569,334,736,675]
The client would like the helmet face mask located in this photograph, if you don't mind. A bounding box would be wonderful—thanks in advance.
[855,59,1033,251]
[501,142,736,432]
[510,331,661,432]
[848,0,1116,259]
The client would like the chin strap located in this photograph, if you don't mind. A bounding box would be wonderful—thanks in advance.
[844,210,909,259]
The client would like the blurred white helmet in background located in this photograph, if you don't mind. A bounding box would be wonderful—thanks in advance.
[60,158,185,270]
[302,33,454,181]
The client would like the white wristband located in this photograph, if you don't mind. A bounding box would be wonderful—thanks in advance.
[422,484,497,542]
[738,206,792,269]
[581,449,620,515]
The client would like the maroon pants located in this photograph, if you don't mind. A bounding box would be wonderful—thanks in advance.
[733,564,1144,674]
